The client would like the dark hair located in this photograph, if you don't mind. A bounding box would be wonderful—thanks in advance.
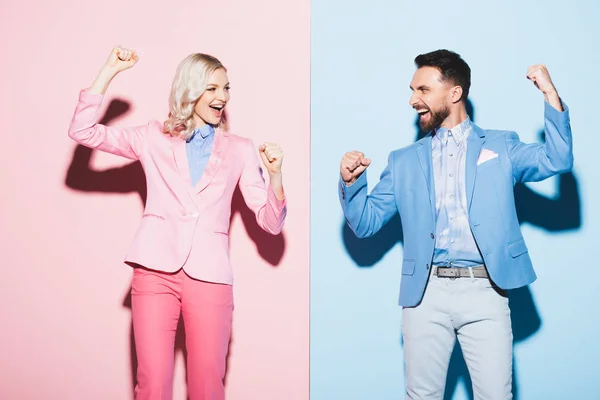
[414,49,471,101]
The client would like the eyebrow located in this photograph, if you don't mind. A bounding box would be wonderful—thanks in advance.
[409,85,430,91]
[207,82,231,87]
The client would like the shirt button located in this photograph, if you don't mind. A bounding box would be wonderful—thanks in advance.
[449,173,453,177]
[449,153,454,157]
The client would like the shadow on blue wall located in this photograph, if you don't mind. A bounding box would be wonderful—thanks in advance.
[341,99,581,399]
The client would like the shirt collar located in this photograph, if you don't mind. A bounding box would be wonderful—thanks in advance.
[434,117,472,144]
[187,124,215,143]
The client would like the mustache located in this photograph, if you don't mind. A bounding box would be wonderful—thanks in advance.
[413,103,431,112]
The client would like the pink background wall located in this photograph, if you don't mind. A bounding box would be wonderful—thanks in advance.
[0,1,309,399]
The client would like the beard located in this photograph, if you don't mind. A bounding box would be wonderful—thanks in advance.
[420,105,450,133]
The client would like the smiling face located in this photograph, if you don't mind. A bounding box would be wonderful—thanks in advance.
[409,66,454,132]
[193,68,230,127]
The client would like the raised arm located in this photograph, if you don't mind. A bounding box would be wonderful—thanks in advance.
[68,46,148,160]
[508,65,573,183]
[238,139,287,235]
[339,151,397,238]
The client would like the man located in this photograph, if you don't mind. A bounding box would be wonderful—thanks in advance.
[338,49,572,399]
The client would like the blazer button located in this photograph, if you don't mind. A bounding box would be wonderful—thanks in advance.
[426,264,430,269]
[430,233,435,239]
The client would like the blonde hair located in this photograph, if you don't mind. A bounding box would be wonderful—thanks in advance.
[163,53,228,139]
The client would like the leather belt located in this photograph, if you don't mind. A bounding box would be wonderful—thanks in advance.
[434,265,488,278]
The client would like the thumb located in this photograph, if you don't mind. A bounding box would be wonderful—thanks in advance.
[258,144,266,152]
[353,164,368,177]
[108,47,120,63]
[361,158,371,167]
[259,150,270,165]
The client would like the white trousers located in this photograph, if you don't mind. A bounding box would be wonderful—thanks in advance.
[402,269,513,400]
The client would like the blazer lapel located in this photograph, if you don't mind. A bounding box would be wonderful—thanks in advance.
[172,136,191,185]
[169,134,201,208]
[466,124,486,210]
[195,128,229,194]
[416,134,436,223]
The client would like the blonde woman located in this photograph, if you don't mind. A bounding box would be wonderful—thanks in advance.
[68,47,287,400]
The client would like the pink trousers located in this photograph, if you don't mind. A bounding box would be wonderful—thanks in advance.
[131,267,233,400]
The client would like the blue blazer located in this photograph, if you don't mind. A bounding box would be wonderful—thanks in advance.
[339,101,573,307]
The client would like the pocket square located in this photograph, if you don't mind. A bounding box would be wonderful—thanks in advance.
[477,149,498,165]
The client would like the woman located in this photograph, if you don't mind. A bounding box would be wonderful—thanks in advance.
[68,46,287,400]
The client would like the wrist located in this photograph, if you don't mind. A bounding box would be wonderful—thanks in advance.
[88,67,118,95]
[341,172,357,186]
[542,86,558,99]
[543,89,563,111]
[268,173,285,200]
[99,65,119,79]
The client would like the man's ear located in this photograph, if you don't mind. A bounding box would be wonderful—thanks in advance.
[450,85,463,104]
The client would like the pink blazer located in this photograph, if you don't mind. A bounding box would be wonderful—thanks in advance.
[68,90,287,284]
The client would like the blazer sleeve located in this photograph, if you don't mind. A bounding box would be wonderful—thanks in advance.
[506,100,573,183]
[339,152,397,238]
[238,138,287,235]
[67,90,149,160]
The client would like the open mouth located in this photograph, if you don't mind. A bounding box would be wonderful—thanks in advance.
[416,108,430,120]
[209,104,225,119]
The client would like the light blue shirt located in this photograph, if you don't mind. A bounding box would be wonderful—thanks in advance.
[186,124,215,186]
[431,118,484,267]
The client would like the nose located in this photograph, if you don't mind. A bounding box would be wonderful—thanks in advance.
[409,92,418,108]
[215,88,228,102]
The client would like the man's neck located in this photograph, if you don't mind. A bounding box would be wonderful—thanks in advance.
[440,107,468,130]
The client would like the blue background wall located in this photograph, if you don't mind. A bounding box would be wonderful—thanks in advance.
[310,1,599,398]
